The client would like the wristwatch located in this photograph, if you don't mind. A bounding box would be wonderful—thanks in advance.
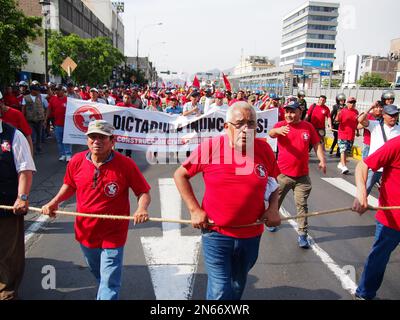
[19,194,29,201]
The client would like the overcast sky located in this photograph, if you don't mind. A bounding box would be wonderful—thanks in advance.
[122,0,400,76]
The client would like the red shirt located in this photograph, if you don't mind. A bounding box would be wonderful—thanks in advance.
[307,104,331,129]
[48,95,68,127]
[364,136,400,231]
[338,107,359,141]
[4,93,20,110]
[80,91,90,100]
[116,102,135,108]
[183,135,280,238]
[274,120,320,177]
[1,106,32,136]
[64,151,151,248]
[363,114,379,146]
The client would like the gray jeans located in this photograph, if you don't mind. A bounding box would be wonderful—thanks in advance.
[278,174,312,235]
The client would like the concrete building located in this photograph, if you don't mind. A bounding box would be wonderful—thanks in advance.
[280,1,339,67]
[126,57,157,83]
[233,56,275,76]
[390,38,400,87]
[344,54,397,87]
[17,0,124,83]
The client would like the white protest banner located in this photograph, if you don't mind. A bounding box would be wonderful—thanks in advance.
[63,99,278,152]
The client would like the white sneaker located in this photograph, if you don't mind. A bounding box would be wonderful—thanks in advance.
[337,162,343,170]
[66,155,72,162]
[341,166,349,174]
[58,155,66,161]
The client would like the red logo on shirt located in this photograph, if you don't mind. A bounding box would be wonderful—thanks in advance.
[1,141,11,152]
[303,133,310,141]
[104,182,119,198]
[73,106,103,133]
[254,164,267,179]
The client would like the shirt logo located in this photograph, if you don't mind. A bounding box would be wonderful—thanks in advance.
[1,141,11,152]
[104,182,119,198]
[254,164,267,179]
[303,133,310,141]
[73,106,103,133]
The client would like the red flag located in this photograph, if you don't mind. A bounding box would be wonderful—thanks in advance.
[222,72,232,92]
[192,75,200,88]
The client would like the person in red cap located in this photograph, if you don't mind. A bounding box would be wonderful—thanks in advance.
[304,95,332,147]
[336,97,359,174]
[145,93,162,112]
[205,92,228,114]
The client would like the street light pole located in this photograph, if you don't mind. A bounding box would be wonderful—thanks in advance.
[39,1,51,84]
[136,22,163,74]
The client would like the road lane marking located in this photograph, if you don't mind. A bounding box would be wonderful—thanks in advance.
[280,206,358,295]
[140,178,201,300]
[321,178,379,207]
[25,215,50,244]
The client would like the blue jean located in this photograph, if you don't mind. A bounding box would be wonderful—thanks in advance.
[80,244,124,300]
[54,126,72,157]
[362,143,370,160]
[366,170,382,195]
[356,221,400,300]
[201,230,261,300]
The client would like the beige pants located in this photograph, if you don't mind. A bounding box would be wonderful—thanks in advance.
[278,174,312,236]
[0,215,25,300]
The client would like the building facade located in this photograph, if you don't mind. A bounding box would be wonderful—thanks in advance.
[390,38,400,86]
[17,0,124,82]
[233,56,275,76]
[280,1,339,67]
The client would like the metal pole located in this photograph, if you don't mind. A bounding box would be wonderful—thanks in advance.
[136,38,139,73]
[44,27,49,83]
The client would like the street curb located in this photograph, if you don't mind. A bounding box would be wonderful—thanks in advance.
[324,137,362,161]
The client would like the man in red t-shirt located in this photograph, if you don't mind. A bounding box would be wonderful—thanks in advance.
[336,97,360,174]
[0,91,33,153]
[46,85,72,162]
[352,134,400,300]
[305,95,332,145]
[174,102,280,300]
[42,120,151,300]
[360,101,383,159]
[269,100,326,249]
[116,94,135,108]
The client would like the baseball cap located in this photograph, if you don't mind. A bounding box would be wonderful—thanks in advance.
[86,120,115,136]
[169,95,178,101]
[190,90,200,97]
[284,101,300,110]
[383,105,399,115]
[215,92,225,99]
[347,97,357,103]
[90,88,99,93]
[30,85,41,91]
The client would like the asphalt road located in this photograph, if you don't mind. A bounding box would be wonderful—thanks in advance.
[19,136,400,300]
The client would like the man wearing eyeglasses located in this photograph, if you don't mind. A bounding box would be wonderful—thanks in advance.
[174,102,281,300]
[41,120,151,300]
[358,104,400,194]
[269,101,326,249]
[335,97,360,175]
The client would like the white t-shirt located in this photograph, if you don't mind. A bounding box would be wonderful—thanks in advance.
[0,122,36,173]
[367,120,400,171]
[183,102,203,117]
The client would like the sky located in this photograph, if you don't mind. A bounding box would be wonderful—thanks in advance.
[121,0,400,77]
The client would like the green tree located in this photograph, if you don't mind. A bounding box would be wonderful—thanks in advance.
[48,33,124,85]
[322,79,341,88]
[0,0,42,86]
[357,73,391,88]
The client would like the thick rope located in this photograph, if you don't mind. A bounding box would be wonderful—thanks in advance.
[1,204,399,229]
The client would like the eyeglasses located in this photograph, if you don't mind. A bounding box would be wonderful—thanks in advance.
[228,121,257,129]
[92,168,100,189]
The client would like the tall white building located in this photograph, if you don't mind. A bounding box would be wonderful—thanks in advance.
[280,1,339,67]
